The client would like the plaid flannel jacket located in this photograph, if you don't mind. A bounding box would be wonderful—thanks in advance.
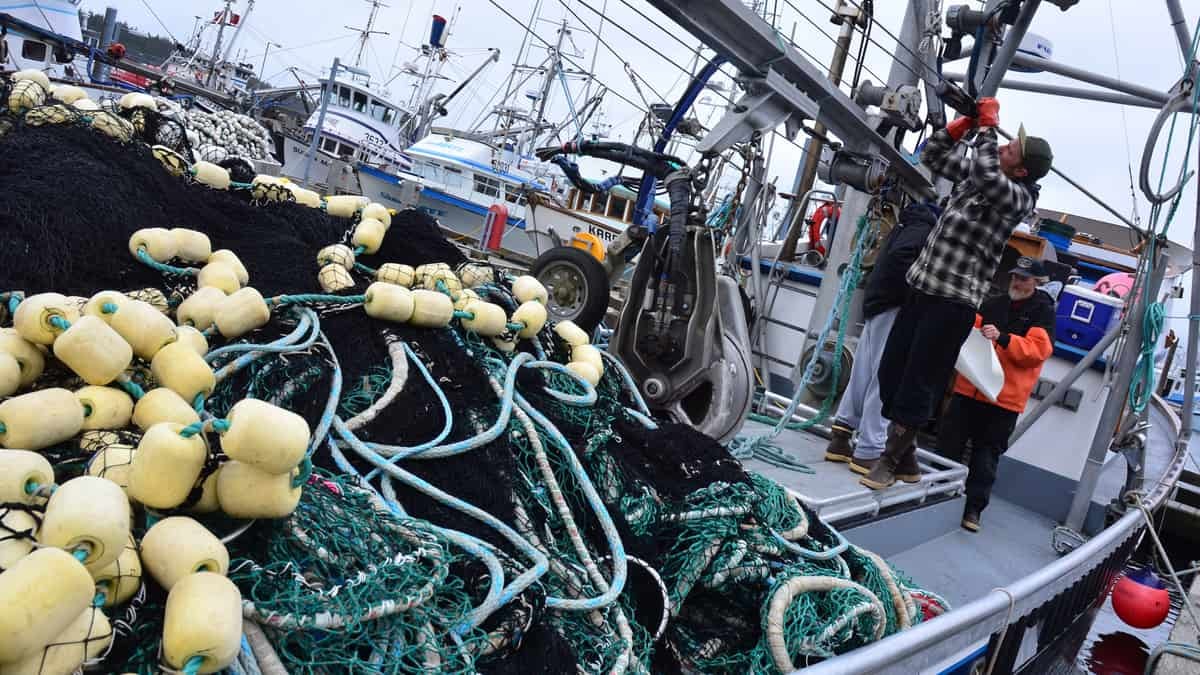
[908,127,1037,308]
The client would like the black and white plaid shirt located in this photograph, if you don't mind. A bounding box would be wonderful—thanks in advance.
[908,127,1037,308]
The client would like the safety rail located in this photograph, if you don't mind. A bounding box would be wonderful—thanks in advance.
[799,396,1186,674]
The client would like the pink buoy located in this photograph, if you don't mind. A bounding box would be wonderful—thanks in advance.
[1094,272,1135,299]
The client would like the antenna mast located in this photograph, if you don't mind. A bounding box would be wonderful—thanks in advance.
[346,0,390,70]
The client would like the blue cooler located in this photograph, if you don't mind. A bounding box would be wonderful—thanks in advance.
[1055,285,1124,349]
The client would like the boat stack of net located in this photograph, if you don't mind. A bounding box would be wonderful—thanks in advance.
[0,69,949,674]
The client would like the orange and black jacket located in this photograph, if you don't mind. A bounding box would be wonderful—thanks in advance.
[954,289,1056,413]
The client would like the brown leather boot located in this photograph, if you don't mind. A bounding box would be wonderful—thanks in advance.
[849,456,877,475]
[824,424,854,463]
[895,445,921,483]
[860,423,918,490]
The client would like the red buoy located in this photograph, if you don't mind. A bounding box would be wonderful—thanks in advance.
[1111,570,1170,629]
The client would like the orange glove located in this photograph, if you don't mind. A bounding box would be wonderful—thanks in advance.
[976,97,1000,128]
[945,115,976,141]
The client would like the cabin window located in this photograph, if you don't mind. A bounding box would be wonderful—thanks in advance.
[607,196,628,220]
[353,91,368,113]
[322,138,338,153]
[337,86,351,108]
[370,100,389,122]
[473,174,501,198]
[589,194,607,215]
[504,187,528,206]
[382,107,396,125]
[338,142,356,157]
[21,40,47,62]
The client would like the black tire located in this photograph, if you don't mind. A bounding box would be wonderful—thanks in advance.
[531,246,611,333]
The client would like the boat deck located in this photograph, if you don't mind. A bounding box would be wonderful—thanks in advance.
[737,404,1179,610]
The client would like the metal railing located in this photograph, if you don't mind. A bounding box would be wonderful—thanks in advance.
[799,397,1186,674]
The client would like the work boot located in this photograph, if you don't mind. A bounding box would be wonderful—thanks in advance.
[824,424,854,463]
[962,509,981,532]
[895,446,921,483]
[860,423,918,490]
[849,456,877,476]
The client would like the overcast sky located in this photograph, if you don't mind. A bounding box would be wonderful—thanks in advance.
[88,1,1199,302]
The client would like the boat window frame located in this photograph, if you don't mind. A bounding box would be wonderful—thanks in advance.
[21,39,48,62]
[473,173,502,198]
[352,90,368,113]
[337,85,351,108]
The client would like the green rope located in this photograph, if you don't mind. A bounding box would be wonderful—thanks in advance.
[268,293,366,307]
[135,248,198,277]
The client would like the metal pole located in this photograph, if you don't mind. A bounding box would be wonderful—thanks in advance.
[1009,326,1122,446]
[302,57,339,189]
[206,0,233,87]
[1165,0,1195,64]
[978,0,1041,97]
[778,1,857,262]
[944,72,1162,109]
[221,0,254,63]
[1064,250,1168,532]
[1010,53,1170,104]
[1181,141,1200,440]
[258,42,277,89]
[92,7,119,82]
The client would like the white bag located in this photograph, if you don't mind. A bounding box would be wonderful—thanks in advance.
[955,329,1005,402]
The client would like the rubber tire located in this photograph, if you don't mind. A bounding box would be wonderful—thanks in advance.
[530,246,610,334]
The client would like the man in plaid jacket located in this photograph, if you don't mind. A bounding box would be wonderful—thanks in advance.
[860,97,1054,490]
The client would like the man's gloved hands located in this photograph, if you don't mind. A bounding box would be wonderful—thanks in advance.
[976,97,1000,128]
[945,115,976,141]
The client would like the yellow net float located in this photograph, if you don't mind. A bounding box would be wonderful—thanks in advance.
[39,475,131,573]
[0,352,18,397]
[324,194,367,219]
[414,262,451,286]
[128,422,208,510]
[554,320,591,348]
[318,264,356,293]
[163,572,243,674]
[23,103,77,127]
[71,97,99,112]
[0,548,94,663]
[127,287,171,315]
[11,68,50,90]
[82,290,127,323]
[375,263,415,288]
[50,84,87,104]
[214,287,271,339]
[0,449,54,504]
[457,263,495,288]
[361,202,392,227]
[169,228,213,263]
[128,228,178,264]
[0,388,84,450]
[512,275,549,305]
[197,261,242,294]
[86,442,136,495]
[0,509,37,569]
[352,218,387,254]
[250,174,282,201]
[0,606,113,675]
[510,301,548,339]
[13,292,79,345]
[192,161,231,190]
[190,470,221,514]
[90,111,134,143]
[142,516,230,591]
[118,91,156,110]
[220,399,311,474]
[566,361,602,387]
[0,328,45,387]
[460,300,508,337]
[287,184,323,208]
[152,145,189,177]
[424,269,462,295]
[317,244,356,270]
[177,286,227,331]
[409,289,455,328]
[75,385,134,430]
[53,315,133,386]
[453,288,480,311]
[92,536,141,607]
[150,341,216,404]
[364,282,414,323]
[8,78,46,113]
[571,344,605,377]
[174,325,209,356]
[216,461,302,519]
[110,298,177,361]
[132,387,200,430]
[208,249,249,286]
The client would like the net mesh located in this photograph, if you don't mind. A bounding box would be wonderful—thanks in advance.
[0,86,948,674]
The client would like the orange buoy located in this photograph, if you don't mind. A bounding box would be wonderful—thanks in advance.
[1111,569,1170,629]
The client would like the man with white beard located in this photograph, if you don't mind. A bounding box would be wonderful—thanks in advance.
[934,256,1056,532]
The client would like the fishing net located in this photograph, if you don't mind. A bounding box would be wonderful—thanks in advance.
[0,82,949,674]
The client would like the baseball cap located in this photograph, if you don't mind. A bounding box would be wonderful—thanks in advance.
[1018,124,1053,180]
[1009,256,1047,278]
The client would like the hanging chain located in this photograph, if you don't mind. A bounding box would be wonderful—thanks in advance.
[726,133,761,227]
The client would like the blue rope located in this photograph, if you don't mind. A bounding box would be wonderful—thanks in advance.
[527,360,598,406]
[135,248,198,277]
[212,310,322,384]
[205,309,317,363]
[362,343,455,479]
[297,333,342,488]
[267,294,366,307]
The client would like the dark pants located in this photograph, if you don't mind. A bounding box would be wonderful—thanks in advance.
[877,291,976,428]
[936,394,1019,514]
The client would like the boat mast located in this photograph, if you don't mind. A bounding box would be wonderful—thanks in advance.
[347,0,390,72]
[527,19,568,156]
[205,0,235,87]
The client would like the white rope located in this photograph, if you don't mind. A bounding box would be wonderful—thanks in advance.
[764,575,887,673]
[853,545,912,630]
[344,339,409,430]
